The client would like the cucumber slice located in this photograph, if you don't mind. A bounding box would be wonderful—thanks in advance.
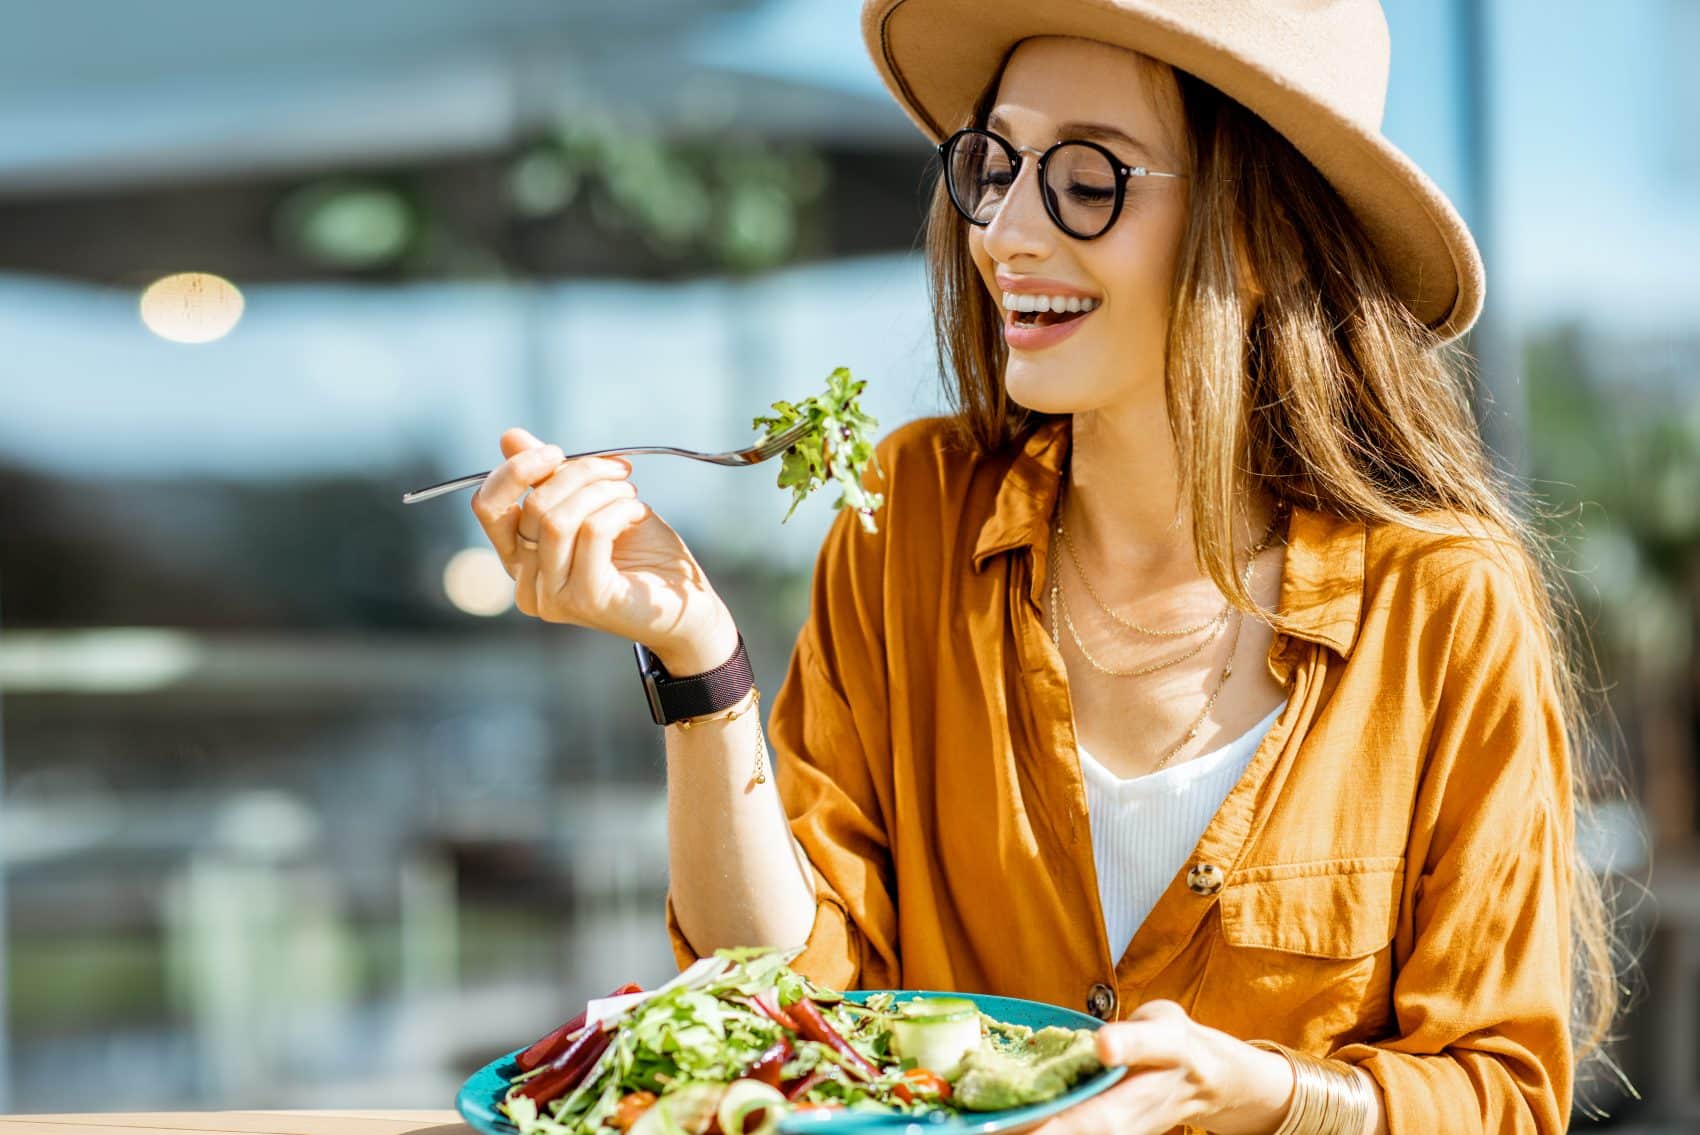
[717,1079,787,1135]
[630,1083,726,1135]
[896,997,979,1021]
[890,1004,982,1078]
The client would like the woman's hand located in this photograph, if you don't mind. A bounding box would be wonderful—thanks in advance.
[1025,1001,1297,1135]
[470,427,738,674]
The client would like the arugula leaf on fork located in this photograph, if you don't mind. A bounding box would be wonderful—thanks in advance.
[752,367,886,535]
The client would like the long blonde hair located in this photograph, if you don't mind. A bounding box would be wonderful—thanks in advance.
[924,50,1627,1094]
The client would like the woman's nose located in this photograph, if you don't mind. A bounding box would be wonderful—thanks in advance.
[979,161,1054,263]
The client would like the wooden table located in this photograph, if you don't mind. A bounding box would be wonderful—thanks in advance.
[0,1112,472,1135]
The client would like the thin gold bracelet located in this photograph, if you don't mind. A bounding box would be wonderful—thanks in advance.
[1246,1040,1372,1135]
[671,685,758,729]
[670,686,766,784]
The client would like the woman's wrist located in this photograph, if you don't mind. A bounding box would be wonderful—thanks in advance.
[1198,1033,1296,1135]
[651,601,740,677]
[1224,1040,1378,1135]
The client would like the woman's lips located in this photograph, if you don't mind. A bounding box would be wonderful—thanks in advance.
[1003,304,1096,351]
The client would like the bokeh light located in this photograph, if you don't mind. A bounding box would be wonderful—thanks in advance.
[138,272,245,344]
[442,547,514,617]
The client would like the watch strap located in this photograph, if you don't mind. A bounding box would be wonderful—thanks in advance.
[634,633,754,726]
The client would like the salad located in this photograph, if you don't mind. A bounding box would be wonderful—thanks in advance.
[752,367,884,535]
[499,947,1105,1135]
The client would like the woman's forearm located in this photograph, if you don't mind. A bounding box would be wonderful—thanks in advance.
[662,622,818,956]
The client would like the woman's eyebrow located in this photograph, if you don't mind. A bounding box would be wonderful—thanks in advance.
[986,111,1157,161]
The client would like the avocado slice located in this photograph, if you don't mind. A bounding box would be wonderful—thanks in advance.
[948,1027,1105,1111]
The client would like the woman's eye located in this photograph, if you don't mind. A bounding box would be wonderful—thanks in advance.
[1066,184,1115,205]
[980,170,1014,188]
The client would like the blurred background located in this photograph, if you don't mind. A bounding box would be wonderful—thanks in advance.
[0,0,1695,1128]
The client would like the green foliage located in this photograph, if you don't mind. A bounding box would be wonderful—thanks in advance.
[521,107,828,272]
[752,367,886,534]
[1525,321,1700,671]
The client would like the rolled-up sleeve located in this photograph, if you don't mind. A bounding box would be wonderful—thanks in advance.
[666,431,904,990]
[1329,553,1575,1134]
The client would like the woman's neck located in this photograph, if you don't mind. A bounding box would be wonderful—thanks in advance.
[1062,405,1277,585]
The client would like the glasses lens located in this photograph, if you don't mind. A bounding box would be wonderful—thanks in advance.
[946,131,1014,225]
[1043,143,1119,238]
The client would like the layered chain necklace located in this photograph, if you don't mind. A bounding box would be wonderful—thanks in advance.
[1047,474,1286,774]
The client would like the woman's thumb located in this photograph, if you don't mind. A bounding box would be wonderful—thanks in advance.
[499,426,546,459]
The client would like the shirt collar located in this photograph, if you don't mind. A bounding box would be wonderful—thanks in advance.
[970,415,1366,657]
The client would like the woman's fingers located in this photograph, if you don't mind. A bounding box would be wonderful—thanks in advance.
[470,429,710,639]
[471,438,565,566]
[498,426,546,460]
[559,495,652,607]
[518,456,633,543]
[1095,1002,1189,1067]
[541,496,649,620]
[532,477,641,606]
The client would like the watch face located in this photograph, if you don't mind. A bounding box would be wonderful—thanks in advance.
[633,640,665,676]
[633,642,669,724]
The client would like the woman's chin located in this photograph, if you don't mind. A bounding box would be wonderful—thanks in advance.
[1004,364,1088,415]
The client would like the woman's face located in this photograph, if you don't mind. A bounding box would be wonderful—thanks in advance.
[968,37,1191,417]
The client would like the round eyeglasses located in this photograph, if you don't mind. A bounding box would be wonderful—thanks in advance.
[937,127,1187,240]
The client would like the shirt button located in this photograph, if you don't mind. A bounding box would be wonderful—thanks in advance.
[1085,983,1117,1020]
[1186,862,1225,895]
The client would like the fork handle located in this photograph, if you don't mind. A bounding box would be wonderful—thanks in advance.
[400,471,499,504]
[400,445,699,504]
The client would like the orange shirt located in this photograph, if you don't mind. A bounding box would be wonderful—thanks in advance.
[666,414,1574,1134]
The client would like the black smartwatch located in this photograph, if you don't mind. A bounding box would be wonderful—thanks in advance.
[633,633,755,726]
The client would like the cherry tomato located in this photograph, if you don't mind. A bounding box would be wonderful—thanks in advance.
[892,1069,952,1103]
[610,1090,658,1130]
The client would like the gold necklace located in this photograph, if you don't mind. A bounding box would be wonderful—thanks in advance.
[1059,518,1229,638]
[1149,608,1245,773]
[1049,479,1281,679]
[1053,557,1227,678]
[1047,482,1286,774]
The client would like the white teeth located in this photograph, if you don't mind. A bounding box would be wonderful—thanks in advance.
[1002,291,1098,314]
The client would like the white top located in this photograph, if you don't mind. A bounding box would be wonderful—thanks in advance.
[1078,699,1288,963]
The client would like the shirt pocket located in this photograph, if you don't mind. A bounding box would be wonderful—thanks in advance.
[1217,855,1404,958]
[1199,856,1404,1048]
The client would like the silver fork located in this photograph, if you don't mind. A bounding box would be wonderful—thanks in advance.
[400,420,813,504]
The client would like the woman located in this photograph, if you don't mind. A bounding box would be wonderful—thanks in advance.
[470,2,1618,1132]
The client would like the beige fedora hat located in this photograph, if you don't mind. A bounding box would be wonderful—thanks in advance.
[861,0,1485,343]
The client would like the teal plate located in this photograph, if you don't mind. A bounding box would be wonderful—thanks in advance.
[456,990,1125,1135]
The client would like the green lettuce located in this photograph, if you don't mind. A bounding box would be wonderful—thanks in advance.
[751,367,884,535]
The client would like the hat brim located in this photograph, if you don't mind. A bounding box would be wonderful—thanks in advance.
[862,0,1484,343]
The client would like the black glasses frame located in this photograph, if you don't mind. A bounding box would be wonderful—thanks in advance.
[936,127,1187,240]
